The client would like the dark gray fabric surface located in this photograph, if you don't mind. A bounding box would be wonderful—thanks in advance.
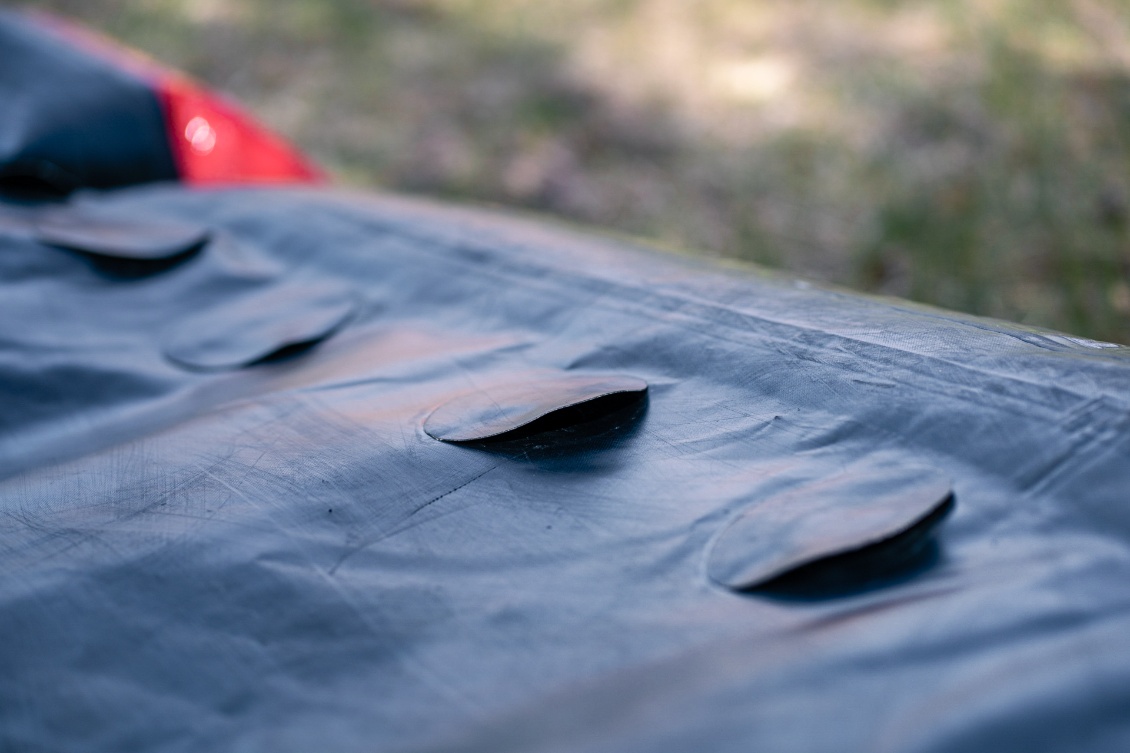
[0,10,177,196]
[2,183,1129,752]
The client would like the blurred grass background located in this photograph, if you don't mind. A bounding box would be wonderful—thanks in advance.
[14,0,1130,343]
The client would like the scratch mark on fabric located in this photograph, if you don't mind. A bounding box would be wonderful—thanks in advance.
[329,465,497,576]
[409,465,497,517]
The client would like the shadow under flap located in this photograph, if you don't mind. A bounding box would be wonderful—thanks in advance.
[707,453,954,595]
[162,281,358,371]
[424,373,648,444]
[34,207,210,273]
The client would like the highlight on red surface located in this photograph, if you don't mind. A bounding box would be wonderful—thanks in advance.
[25,9,324,186]
[156,75,324,185]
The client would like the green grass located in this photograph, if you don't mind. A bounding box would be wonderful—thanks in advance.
[17,0,1130,343]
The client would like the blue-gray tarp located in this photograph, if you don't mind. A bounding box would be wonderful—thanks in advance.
[2,11,1130,753]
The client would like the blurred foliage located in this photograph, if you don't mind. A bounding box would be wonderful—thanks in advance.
[15,0,1130,342]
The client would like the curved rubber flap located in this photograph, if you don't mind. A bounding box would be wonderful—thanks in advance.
[163,282,357,371]
[34,208,210,260]
[424,373,648,443]
[707,454,953,591]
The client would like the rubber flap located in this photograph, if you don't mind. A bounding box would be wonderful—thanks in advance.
[34,208,210,261]
[424,373,648,442]
[707,454,954,590]
[162,281,357,371]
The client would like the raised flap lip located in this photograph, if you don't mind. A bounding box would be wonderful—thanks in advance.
[162,281,359,371]
[424,372,649,443]
[33,208,211,260]
[707,453,954,591]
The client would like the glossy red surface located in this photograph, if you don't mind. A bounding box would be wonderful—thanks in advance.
[156,75,324,185]
[26,9,324,187]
